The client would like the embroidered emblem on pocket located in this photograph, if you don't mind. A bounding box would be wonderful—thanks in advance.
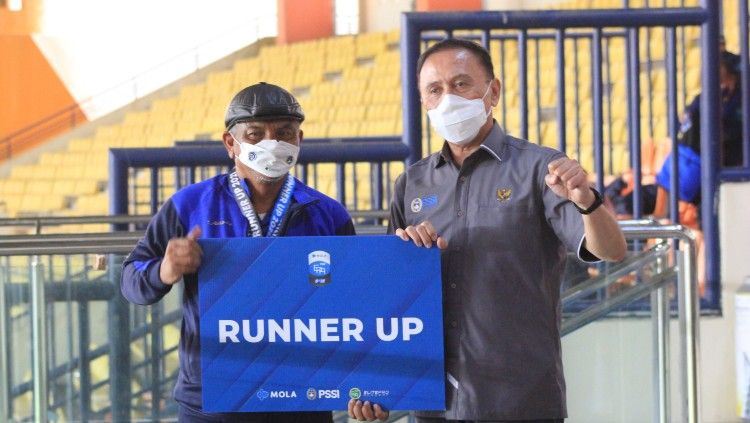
[496,188,512,202]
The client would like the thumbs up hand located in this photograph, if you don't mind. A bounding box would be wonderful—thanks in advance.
[159,226,203,285]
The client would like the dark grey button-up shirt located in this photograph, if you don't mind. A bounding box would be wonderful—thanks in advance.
[388,123,597,420]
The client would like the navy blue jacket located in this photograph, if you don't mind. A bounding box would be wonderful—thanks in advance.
[121,173,354,414]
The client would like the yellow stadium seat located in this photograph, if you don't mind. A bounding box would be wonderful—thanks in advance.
[25,180,54,195]
[67,138,94,152]
[18,194,66,214]
[2,179,25,195]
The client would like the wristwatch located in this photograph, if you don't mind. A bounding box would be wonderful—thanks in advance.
[573,187,603,215]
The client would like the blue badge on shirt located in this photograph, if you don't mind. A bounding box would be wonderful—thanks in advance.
[410,194,438,213]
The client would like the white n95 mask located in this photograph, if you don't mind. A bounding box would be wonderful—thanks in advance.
[237,139,300,178]
[427,84,492,145]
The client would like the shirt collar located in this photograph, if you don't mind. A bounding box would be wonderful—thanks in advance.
[435,121,507,168]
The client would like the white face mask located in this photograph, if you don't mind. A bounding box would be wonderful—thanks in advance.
[234,137,300,178]
[427,84,493,145]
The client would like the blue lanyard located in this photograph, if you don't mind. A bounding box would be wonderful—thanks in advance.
[228,170,296,237]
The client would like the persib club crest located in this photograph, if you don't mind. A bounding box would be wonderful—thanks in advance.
[248,152,257,161]
[308,250,331,286]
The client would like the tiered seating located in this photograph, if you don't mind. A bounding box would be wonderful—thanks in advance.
[0,0,734,219]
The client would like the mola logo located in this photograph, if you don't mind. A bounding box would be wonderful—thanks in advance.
[256,388,270,401]
[308,250,331,286]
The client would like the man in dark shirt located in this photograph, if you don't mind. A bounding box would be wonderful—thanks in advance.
[351,39,626,422]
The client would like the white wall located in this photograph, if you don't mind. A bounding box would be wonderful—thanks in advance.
[484,0,557,9]
[564,181,750,423]
[362,0,413,32]
[31,0,277,120]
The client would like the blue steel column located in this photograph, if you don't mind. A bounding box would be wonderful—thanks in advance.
[534,39,543,144]
[499,41,508,129]
[518,30,529,140]
[149,168,159,215]
[106,149,131,422]
[108,150,129,230]
[401,14,423,165]
[299,164,308,185]
[701,0,722,314]
[556,29,567,153]
[627,28,643,218]
[371,163,384,211]
[107,258,130,423]
[666,28,679,224]
[336,164,346,206]
[605,37,614,174]
[740,0,750,167]
[644,2,655,137]
[592,29,605,192]
[423,39,433,154]
[77,302,91,421]
[480,29,489,49]
[679,3,688,108]
[150,304,162,422]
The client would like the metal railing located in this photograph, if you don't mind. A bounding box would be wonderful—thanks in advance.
[561,222,699,423]
[400,3,724,311]
[107,138,408,221]
[0,217,697,422]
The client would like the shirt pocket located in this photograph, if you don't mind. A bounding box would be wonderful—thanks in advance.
[471,201,536,249]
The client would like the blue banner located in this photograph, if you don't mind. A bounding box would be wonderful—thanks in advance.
[198,235,445,412]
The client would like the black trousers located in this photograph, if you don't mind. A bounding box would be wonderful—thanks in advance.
[178,404,333,423]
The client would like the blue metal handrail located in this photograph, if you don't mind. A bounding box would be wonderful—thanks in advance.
[108,137,408,222]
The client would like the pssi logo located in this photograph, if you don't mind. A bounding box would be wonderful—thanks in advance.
[317,389,340,399]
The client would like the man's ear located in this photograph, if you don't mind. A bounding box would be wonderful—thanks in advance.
[298,129,304,145]
[491,77,502,107]
[222,130,236,159]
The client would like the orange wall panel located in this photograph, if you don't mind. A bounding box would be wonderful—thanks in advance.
[416,0,482,11]
[277,0,334,45]
[0,35,84,156]
[0,2,40,35]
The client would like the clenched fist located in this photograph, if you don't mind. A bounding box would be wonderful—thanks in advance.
[544,157,595,210]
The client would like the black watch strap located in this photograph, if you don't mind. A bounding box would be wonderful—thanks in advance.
[573,187,603,215]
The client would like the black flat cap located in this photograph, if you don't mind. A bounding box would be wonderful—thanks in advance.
[224,82,305,129]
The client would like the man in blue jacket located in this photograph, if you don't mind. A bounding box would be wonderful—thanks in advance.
[121,82,354,422]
